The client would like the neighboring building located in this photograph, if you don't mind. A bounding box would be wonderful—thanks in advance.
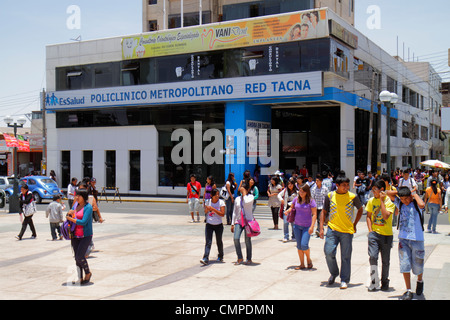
[142,0,355,32]
[45,6,441,196]
[441,82,450,164]
[443,82,450,108]
[0,112,44,177]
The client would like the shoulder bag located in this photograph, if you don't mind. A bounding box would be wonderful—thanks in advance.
[23,200,37,217]
[240,197,260,237]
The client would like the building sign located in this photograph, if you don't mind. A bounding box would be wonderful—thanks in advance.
[122,9,328,59]
[346,137,355,157]
[46,71,323,110]
[329,20,358,49]
[246,120,271,157]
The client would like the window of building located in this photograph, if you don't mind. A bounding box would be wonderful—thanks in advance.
[390,118,397,137]
[148,20,158,32]
[421,126,428,141]
[105,151,116,189]
[222,0,313,21]
[149,0,157,5]
[94,62,119,88]
[168,11,211,28]
[402,120,410,138]
[129,150,141,191]
[121,61,141,86]
[61,151,71,188]
[157,104,225,188]
[55,39,330,91]
[83,150,93,179]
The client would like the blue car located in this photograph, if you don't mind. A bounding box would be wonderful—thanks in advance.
[6,176,63,204]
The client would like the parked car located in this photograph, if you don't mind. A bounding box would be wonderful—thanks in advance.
[5,176,64,204]
[0,176,13,190]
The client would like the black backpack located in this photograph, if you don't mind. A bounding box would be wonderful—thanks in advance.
[398,198,424,231]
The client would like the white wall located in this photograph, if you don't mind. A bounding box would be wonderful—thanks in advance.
[47,125,158,195]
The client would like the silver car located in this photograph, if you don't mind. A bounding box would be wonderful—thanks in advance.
[0,176,12,190]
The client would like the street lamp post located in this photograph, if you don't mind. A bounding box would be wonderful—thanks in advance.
[379,91,398,176]
[4,115,27,213]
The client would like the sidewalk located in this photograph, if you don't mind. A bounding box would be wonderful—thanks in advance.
[98,195,270,205]
[0,205,449,300]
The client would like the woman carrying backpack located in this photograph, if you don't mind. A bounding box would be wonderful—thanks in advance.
[284,183,317,270]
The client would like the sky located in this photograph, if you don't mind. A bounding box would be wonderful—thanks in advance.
[0,0,449,126]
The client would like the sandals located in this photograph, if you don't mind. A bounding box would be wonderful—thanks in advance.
[295,261,313,270]
[233,259,243,265]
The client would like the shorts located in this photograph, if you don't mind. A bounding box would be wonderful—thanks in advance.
[188,198,200,212]
[398,238,425,275]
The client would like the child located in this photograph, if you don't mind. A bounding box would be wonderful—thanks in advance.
[387,186,426,300]
[365,180,396,291]
[45,195,66,240]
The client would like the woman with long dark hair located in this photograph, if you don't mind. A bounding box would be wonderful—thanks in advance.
[285,183,317,269]
[66,188,94,284]
[231,182,254,265]
[424,178,441,233]
[224,173,237,225]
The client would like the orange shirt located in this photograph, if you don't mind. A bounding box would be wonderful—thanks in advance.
[426,187,441,204]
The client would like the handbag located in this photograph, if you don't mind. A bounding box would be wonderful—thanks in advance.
[240,197,260,237]
[287,198,297,223]
[23,201,37,217]
[220,185,229,200]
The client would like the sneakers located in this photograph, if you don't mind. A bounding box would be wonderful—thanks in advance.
[200,258,208,266]
[416,281,424,296]
[340,282,348,290]
[327,275,336,286]
[401,290,414,300]
[380,280,390,292]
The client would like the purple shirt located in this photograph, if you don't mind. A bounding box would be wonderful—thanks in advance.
[293,198,316,227]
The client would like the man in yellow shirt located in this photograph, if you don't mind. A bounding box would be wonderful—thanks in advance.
[366,180,396,292]
[320,175,363,289]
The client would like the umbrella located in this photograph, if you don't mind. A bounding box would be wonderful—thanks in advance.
[419,159,450,169]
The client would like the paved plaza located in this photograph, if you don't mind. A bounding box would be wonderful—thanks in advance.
[0,199,449,301]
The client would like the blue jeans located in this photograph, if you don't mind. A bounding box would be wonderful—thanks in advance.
[283,212,295,240]
[293,225,311,250]
[324,228,353,283]
[233,224,252,261]
[427,203,440,232]
[225,197,233,225]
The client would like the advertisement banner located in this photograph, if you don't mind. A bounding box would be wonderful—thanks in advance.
[46,71,323,110]
[122,9,328,60]
[3,133,19,148]
[17,135,30,152]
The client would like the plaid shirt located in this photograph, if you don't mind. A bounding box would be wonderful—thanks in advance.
[312,186,328,210]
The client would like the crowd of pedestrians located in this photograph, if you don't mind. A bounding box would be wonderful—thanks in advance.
[10,165,448,299]
[188,165,449,300]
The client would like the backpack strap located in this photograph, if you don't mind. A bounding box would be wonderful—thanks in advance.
[397,198,424,231]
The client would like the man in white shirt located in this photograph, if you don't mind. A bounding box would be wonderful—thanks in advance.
[398,170,418,194]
